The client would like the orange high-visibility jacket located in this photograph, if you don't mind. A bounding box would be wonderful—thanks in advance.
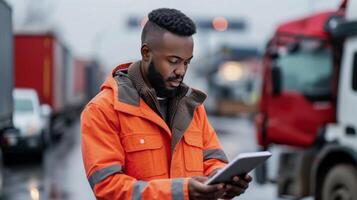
[81,63,228,200]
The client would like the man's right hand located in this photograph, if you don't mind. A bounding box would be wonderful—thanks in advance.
[188,176,226,200]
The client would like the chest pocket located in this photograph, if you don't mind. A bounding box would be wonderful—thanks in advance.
[183,131,204,172]
[122,134,167,179]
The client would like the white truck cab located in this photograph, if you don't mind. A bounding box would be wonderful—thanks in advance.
[312,1,357,199]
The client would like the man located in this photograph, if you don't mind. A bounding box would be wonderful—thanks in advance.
[81,8,251,200]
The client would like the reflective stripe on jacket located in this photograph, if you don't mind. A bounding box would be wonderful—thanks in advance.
[81,62,228,200]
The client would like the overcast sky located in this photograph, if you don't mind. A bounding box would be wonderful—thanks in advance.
[6,0,341,72]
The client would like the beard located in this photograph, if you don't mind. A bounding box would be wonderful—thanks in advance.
[147,61,183,98]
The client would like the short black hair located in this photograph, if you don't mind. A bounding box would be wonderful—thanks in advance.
[141,8,196,44]
[148,8,196,36]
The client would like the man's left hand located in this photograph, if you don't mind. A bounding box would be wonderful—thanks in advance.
[220,174,252,199]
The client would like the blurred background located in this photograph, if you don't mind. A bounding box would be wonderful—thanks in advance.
[1,0,357,199]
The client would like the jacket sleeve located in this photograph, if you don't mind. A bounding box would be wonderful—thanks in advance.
[81,100,189,200]
[197,105,229,176]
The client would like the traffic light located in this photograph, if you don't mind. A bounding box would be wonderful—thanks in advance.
[195,17,246,32]
[212,17,228,32]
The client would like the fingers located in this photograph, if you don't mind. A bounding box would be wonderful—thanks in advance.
[213,189,227,199]
[189,178,226,200]
[218,175,251,198]
[189,175,253,200]
[231,176,249,189]
[191,179,222,193]
[233,174,252,182]
[244,174,253,182]
[196,183,224,193]
[223,184,246,198]
[190,186,224,200]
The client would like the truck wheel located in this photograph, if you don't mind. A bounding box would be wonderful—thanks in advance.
[322,164,357,200]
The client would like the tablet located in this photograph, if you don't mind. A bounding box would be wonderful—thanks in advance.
[205,151,272,185]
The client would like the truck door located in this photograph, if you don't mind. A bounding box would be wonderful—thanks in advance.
[336,2,357,148]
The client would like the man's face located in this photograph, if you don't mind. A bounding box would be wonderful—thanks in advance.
[145,31,194,98]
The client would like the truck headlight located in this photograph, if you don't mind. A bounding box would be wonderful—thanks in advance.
[218,61,244,81]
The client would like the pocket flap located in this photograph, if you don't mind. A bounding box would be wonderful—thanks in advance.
[123,134,163,152]
[184,133,203,148]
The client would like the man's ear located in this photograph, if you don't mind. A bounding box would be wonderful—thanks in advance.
[141,43,151,62]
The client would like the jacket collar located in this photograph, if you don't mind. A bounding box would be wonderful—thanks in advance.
[101,63,141,114]
[127,61,193,116]
[101,62,207,147]
[128,61,162,118]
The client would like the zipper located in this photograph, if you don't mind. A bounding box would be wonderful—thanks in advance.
[146,89,164,119]
[169,99,180,131]
[170,88,189,130]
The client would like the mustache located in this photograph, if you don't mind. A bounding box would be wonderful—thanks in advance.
[167,75,183,82]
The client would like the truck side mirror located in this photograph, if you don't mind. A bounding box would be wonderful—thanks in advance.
[271,66,282,96]
[330,19,357,39]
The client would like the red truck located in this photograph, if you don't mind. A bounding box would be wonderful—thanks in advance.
[255,0,357,199]
[14,33,87,138]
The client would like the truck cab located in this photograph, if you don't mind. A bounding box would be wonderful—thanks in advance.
[256,11,341,148]
[255,0,357,199]
[313,1,357,199]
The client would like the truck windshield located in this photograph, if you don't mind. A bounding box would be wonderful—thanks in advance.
[14,98,34,113]
[276,46,332,100]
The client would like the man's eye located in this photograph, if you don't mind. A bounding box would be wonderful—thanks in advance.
[168,59,179,64]
[184,60,191,65]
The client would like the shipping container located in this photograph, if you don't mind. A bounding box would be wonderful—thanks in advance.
[14,34,67,114]
[63,55,86,109]
[63,56,88,121]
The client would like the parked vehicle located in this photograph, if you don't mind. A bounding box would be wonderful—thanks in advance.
[255,0,357,199]
[205,46,262,116]
[3,88,52,154]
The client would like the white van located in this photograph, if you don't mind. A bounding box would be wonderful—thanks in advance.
[4,88,52,154]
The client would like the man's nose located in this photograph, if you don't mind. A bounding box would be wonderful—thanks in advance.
[174,63,186,76]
